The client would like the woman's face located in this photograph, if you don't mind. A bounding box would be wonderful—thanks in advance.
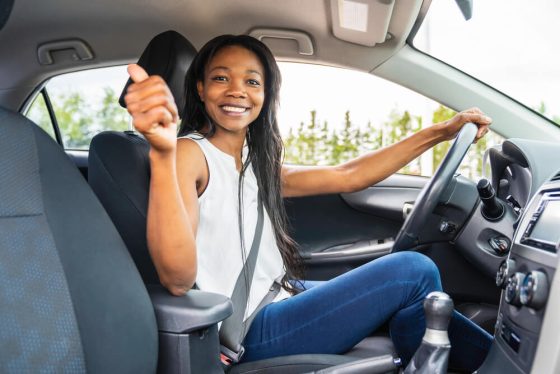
[197,45,265,135]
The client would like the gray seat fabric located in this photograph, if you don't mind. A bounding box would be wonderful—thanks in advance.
[0,108,158,372]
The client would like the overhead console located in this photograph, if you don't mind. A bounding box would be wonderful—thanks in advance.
[480,172,560,373]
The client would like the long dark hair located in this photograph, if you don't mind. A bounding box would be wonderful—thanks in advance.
[178,35,303,293]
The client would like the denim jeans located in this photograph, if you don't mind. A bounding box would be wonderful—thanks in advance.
[241,252,492,371]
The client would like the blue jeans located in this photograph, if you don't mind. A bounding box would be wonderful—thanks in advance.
[241,252,492,371]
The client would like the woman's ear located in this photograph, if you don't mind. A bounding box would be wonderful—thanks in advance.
[196,81,204,102]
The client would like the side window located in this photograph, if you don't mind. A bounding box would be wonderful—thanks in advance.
[25,66,130,150]
[278,63,504,180]
[26,92,57,140]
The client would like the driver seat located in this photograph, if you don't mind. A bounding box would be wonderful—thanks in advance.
[88,30,398,372]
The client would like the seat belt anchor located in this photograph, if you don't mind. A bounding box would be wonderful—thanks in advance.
[220,344,245,365]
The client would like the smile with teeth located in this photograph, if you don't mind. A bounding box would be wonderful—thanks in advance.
[221,105,249,113]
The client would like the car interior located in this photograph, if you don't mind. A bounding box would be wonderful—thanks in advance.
[2,0,560,373]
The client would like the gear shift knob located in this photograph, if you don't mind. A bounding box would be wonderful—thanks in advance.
[423,292,454,341]
[404,292,454,374]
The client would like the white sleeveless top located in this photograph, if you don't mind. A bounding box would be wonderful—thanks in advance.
[180,134,291,319]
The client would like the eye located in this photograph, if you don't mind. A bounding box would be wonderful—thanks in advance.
[211,75,227,82]
[247,79,261,87]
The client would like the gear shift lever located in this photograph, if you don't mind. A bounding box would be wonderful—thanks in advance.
[404,291,454,374]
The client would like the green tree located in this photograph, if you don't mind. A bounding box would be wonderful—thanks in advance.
[98,87,130,132]
[382,109,421,174]
[431,105,456,172]
[26,87,130,149]
[54,92,93,148]
[534,100,560,125]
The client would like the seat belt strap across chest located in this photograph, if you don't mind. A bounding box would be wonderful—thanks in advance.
[220,194,273,364]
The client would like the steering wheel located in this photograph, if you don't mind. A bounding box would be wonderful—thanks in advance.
[392,122,478,252]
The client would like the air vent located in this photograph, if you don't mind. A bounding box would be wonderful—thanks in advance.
[550,171,560,182]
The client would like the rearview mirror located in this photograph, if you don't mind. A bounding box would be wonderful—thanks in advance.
[455,0,473,20]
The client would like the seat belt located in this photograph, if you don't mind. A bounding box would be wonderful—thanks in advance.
[219,195,282,364]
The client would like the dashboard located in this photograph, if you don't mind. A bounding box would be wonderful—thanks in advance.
[462,139,560,373]
[480,172,560,373]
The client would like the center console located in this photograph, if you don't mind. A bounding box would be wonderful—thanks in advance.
[479,178,560,373]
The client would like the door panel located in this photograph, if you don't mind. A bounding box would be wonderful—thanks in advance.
[285,174,426,279]
[285,173,501,305]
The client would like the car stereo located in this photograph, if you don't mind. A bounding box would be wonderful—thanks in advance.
[520,192,560,252]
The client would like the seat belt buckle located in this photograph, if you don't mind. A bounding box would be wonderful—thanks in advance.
[220,344,245,366]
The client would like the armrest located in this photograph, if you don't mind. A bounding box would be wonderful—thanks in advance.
[147,284,233,334]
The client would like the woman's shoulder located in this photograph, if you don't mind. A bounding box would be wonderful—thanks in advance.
[177,137,209,186]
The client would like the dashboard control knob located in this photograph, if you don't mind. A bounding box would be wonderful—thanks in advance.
[520,271,548,310]
[505,272,525,306]
[496,259,516,288]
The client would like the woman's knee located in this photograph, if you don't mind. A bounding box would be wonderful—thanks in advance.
[388,252,442,291]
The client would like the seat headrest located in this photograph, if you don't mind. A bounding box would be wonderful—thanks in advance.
[119,30,197,115]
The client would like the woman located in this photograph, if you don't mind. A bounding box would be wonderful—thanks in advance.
[124,34,492,370]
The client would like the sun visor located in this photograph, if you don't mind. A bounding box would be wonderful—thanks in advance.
[330,0,394,47]
[0,0,14,31]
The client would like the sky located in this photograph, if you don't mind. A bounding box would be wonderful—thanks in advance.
[48,0,560,135]
[415,0,560,117]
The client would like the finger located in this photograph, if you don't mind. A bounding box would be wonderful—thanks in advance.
[476,126,490,139]
[125,77,172,102]
[459,112,492,126]
[463,107,482,115]
[133,107,175,132]
[127,94,178,123]
[127,64,149,83]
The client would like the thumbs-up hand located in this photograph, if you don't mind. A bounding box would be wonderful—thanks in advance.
[124,64,179,155]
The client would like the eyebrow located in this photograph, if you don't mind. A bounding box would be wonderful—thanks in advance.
[209,66,263,78]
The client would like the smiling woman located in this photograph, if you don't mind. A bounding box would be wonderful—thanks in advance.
[120,32,493,371]
[195,45,265,144]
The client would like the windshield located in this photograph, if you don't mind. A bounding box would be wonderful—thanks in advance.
[414,0,560,126]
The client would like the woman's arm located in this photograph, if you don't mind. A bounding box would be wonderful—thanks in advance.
[125,64,201,295]
[281,108,492,198]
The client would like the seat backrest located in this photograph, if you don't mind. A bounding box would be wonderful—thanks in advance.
[89,30,197,285]
[0,108,158,372]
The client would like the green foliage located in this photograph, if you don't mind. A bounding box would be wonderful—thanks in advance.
[284,105,504,179]
[27,86,505,179]
[534,101,560,125]
[27,87,129,149]
[431,105,455,171]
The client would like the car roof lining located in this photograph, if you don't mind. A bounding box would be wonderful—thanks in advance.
[0,0,424,110]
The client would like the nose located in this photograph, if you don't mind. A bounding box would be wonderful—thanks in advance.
[226,79,247,98]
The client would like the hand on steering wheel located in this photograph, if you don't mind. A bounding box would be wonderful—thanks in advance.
[392,122,479,252]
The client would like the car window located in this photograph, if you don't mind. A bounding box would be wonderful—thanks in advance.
[277,62,504,180]
[25,66,130,150]
[26,92,58,140]
[24,62,503,180]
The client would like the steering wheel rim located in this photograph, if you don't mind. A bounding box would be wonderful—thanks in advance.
[392,123,479,252]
